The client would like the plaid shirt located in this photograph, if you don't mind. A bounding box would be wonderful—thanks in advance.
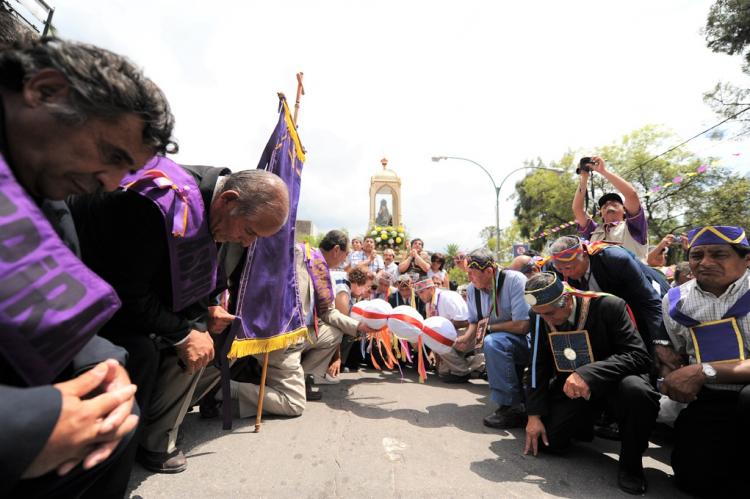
[663,270,750,391]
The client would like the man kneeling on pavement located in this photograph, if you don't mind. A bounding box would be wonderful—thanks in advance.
[214,230,377,417]
[523,272,659,495]
[660,225,750,497]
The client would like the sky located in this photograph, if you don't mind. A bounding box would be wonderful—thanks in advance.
[20,0,750,252]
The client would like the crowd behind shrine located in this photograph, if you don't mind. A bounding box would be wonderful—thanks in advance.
[1,29,747,499]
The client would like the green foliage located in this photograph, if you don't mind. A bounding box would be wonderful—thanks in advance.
[704,0,750,72]
[703,1,750,132]
[448,266,469,286]
[514,156,579,250]
[296,233,324,247]
[685,174,750,228]
[444,242,460,269]
[514,125,748,247]
[479,222,523,259]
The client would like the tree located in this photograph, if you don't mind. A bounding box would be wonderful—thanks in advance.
[704,0,750,72]
[514,155,579,251]
[514,125,743,248]
[703,0,750,132]
[444,242,460,269]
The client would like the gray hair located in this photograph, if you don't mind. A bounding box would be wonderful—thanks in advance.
[468,247,495,262]
[0,37,176,154]
[221,169,289,224]
[549,236,583,257]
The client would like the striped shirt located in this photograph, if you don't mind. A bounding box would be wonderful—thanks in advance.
[662,270,750,391]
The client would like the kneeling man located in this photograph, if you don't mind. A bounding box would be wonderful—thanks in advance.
[661,225,750,497]
[523,272,658,495]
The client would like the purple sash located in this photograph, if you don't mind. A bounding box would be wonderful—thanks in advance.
[121,157,217,311]
[668,285,750,363]
[299,242,334,339]
[0,153,121,386]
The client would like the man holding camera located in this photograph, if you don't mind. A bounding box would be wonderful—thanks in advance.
[573,156,649,261]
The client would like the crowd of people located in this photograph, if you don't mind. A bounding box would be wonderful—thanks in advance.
[1,24,747,499]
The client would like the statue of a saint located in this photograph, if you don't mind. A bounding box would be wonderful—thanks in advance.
[375,198,392,226]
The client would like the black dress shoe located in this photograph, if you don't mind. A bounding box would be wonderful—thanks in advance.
[618,467,647,495]
[483,406,527,429]
[441,373,471,384]
[305,374,322,401]
[136,448,187,474]
[199,394,221,419]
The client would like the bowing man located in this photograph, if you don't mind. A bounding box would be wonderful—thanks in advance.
[524,272,658,495]
[69,159,289,474]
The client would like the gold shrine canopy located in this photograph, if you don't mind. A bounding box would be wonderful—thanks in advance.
[369,158,402,229]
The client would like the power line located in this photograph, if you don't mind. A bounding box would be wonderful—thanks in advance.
[622,104,750,176]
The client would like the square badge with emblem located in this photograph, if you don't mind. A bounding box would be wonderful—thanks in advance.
[690,317,746,364]
[548,330,594,372]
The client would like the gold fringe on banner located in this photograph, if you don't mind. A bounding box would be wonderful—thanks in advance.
[227,326,310,359]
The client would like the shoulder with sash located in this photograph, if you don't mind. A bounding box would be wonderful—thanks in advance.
[298,242,335,318]
[120,156,218,312]
[0,152,121,386]
[474,268,506,321]
[668,283,750,363]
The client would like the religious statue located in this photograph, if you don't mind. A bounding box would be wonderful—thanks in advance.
[375,198,392,226]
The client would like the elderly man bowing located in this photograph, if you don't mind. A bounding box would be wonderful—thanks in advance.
[523,273,658,495]
[70,160,289,475]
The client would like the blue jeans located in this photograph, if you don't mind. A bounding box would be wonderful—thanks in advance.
[483,332,529,407]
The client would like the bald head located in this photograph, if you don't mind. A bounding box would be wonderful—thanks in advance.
[222,169,290,226]
[209,169,290,246]
[508,255,540,277]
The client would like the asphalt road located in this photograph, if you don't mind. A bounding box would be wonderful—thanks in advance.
[128,370,688,498]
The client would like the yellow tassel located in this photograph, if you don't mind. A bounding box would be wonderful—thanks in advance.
[227,327,309,359]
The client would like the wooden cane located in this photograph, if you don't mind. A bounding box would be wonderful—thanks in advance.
[254,351,270,432]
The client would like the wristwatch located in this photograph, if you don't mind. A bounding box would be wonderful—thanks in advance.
[701,363,717,383]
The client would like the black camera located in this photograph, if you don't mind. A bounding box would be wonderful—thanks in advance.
[576,157,594,175]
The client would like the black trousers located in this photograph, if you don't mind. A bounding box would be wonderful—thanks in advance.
[541,374,660,471]
[11,403,139,499]
[672,385,750,497]
[80,333,161,498]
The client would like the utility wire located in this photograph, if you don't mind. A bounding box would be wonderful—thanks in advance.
[621,104,750,176]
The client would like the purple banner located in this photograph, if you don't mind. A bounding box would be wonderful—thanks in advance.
[229,99,307,357]
[121,157,218,312]
[0,153,121,386]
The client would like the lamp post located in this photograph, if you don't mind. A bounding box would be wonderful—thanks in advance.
[431,156,563,258]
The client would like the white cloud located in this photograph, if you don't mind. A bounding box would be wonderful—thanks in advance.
[52,0,749,251]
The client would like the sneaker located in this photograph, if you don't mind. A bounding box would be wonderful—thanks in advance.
[483,406,527,429]
[441,373,471,384]
[618,466,647,495]
[314,373,341,385]
[136,448,187,474]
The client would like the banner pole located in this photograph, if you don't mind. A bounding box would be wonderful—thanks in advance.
[293,72,305,127]
[254,351,270,433]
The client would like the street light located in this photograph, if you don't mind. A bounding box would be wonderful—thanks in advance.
[431,156,563,258]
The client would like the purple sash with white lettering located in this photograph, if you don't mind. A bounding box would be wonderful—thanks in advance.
[121,157,217,312]
[668,285,750,363]
[0,153,121,385]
